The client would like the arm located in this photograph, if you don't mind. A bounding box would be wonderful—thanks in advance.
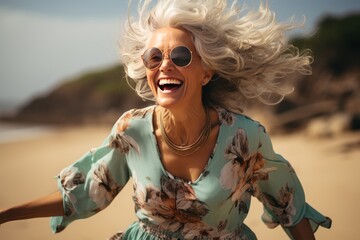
[255,125,330,239]
[0,191,64,225]
[289,217,316,240]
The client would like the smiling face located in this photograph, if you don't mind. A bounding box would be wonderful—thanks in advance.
[144,27,212,111]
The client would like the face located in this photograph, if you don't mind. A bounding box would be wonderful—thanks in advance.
[143,27,212,110]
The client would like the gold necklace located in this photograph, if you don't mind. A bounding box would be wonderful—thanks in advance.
[160,108,211,157]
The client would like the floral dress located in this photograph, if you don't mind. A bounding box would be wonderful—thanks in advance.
[50,105,331,239]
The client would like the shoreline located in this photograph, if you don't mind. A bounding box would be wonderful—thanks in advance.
[0,125,359,239]
[0,122,56,144]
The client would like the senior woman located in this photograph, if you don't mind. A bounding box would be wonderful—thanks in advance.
[0,0,331,239]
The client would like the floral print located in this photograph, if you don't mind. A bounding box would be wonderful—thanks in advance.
[109,132,140,154]
[58,166,85,216]
[134,176,209,233]
[89,160,123,211]
[116,107,152,132]
[215,107,235,126]
[220,128,276,213]
[258,183,296,227]
[51,106,331,239]
[109,108,152,154]
[59,166,85,191]
[129,106,154,119]
[133,175,250,239]
[108,232,124,240]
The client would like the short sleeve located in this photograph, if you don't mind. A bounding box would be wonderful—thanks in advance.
[50,121,134,233]
[253,126,331,239]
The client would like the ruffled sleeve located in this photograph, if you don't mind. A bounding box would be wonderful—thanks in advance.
[253,125,331,239]
[50,111,139,233]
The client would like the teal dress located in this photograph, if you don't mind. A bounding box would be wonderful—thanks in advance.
[51,106,331,239]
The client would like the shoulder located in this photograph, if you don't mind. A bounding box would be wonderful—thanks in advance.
[214,106,266,132]
[214,106,269,152]
[120,105,156,119]
[114,105,156,133]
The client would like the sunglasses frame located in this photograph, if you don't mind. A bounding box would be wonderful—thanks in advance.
[141,45,193,70]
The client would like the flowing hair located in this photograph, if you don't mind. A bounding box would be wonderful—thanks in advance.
[119,0,312,113]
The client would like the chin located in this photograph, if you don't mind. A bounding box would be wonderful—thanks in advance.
[156,98,179,109]
[154,88,185,109]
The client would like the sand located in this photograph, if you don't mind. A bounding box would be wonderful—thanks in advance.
[0,125,359,239]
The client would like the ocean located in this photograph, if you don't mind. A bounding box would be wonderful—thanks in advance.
[0,100,55,143]
[0,122,55,144]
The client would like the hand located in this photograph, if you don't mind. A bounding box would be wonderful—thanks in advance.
[289,217,316,240]
[0,208,9,225]
[0,191,64,225]
[0,209,6,225]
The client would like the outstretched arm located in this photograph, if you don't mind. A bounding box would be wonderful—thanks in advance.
[289,217,316,240]
[0,191,64,225]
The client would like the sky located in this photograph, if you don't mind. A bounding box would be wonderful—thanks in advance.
[0,0,359,110]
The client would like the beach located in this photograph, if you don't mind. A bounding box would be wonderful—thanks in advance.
[0,124,359,239]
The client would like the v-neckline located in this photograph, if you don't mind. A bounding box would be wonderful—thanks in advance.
[148,105,224,185]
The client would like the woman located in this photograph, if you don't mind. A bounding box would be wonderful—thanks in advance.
[0,0,331,239]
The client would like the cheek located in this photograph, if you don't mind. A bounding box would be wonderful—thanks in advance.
[185,68,206,86]
[186,59,208,83]
[146,71,158,92]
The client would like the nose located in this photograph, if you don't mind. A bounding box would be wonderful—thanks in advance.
[159,52,174,71]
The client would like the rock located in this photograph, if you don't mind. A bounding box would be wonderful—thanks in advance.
[306,117,330,138]
[306,113,353,138]
[328,113,352,135]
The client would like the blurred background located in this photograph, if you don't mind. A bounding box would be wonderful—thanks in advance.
[0,0,359,130]
[0,0,359,239]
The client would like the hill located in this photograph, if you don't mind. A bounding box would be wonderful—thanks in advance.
[11,65,150,124]
[7,13,360,133]
[250,13,360,134]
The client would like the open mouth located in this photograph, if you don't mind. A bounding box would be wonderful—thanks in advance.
[158,79,183,92]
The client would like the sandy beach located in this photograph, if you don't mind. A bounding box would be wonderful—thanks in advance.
[0,124,359,239]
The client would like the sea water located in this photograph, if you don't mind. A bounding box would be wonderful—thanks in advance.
[0,100,55,143]
[0,122,55,144]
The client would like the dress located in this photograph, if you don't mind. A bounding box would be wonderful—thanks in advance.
[50,105,331,239]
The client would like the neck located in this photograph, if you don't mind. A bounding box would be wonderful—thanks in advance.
[158,104,207,145]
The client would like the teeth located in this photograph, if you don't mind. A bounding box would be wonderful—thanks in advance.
[158,79,182,86]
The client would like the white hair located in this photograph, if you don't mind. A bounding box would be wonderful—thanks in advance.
[120,0,312,113]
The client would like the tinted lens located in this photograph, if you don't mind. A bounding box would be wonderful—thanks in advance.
[142,46,192,69]
[170,46,192,67]
[142,47,163,69]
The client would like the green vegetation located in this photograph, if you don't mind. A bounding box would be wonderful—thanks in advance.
[58,65,131,96]
[15,13,360,126]
[291,13,360,75]
[16,64,149,124]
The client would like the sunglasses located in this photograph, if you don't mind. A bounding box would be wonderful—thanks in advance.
[141,45,193,70]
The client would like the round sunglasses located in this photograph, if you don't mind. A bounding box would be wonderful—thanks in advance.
[141,45,193,70]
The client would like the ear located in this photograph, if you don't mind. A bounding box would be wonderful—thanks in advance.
[202,68,215,86]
